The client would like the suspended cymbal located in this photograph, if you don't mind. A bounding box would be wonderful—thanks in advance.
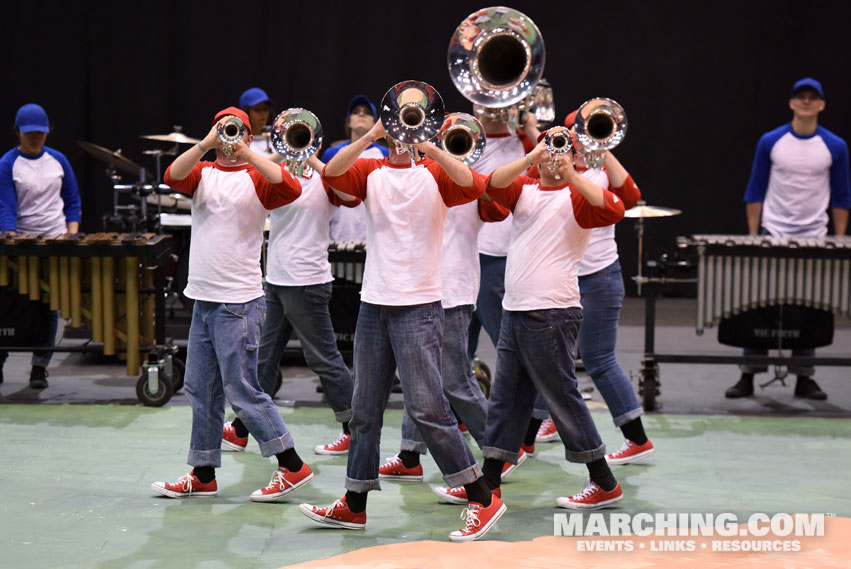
[140,131,200,144]
[624,204,682,218]
[77,141,151,180]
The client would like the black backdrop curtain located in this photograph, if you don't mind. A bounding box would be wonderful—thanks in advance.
[2,0,849,294]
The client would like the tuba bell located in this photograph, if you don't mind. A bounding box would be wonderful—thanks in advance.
[217,115,246,157]
[573,98,627,169]
[436,112,486,166]
[448,6,545,109]
[271,108,323,176]
[380,80,444,161]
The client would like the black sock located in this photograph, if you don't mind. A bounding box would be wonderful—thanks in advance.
[587,458,617,492]
[193,465,215,483]
[342,421,350,435]
[524,418,543,447]
[481,458,503,491]
[464,477,492,506]
[276,448,303,472]
[232,417,249,438]
[398,450,421,468]
[345,490,368,513]
[620,417,648,446]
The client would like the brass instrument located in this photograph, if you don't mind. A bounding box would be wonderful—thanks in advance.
[216,115,246,157]
[544,126,573,179]
[436,112,486,166]
[271,108,323,177]
[448,6,545,108]
[380,80,445,162]
[573,98,627,169]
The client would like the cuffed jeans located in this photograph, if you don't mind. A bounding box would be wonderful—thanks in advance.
[484,308,606,464]
[401,304,488,453]
[346,301,482,492]
[467,253,507,359]
[185,298,293,468]
[740,347,815,376]
[256,282,353,422]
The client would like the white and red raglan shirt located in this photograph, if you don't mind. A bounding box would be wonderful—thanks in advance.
[471,133,534,257]
[482,175,626,311]
[164,161,301,303]
[440,198,511,309]
[322,157,485,306]
[265,169,361,287]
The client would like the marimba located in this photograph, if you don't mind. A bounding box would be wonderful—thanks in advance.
[0,232,172,376]
[635,234,851,411]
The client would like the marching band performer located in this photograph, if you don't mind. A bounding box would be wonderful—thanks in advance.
[436,129,629,510]
[0,103,81,390]
[221,149,360,457]
[151,107,313,502]
[298,116,506,542]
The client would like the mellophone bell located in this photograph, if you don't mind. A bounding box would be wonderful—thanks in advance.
[0,230,179,405]
[637,233,851,410]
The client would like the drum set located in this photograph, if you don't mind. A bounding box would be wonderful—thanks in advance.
[78,129,200,310]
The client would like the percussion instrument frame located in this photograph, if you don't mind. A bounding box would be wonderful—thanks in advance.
[636,236,851,412]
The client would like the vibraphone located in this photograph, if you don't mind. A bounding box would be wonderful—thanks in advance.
[327,241,366,355]
[0,232,172,381]
[328,241,366,284]
[637,234,851,410]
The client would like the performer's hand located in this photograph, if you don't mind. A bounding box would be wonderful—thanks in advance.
[367,120,386,142]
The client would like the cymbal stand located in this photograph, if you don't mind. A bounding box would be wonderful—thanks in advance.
[142,135,180,223]
[634,200,646,295]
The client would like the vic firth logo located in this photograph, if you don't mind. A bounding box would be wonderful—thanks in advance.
[754,328,801,339]
[0,327,15,337]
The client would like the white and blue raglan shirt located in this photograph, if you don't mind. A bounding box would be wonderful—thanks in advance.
[0,146,81,236]
[744,124,851,237]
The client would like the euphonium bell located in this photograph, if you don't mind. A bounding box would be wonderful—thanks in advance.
[523,78,555,129]
[217,115,246,157]
[448,6,545,108]
[436,112,486,166]
[573,98,627,169]
[380,80,445,146]
[271,108,323,162]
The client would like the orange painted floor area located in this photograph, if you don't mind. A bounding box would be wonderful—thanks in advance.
[283,516,850,569]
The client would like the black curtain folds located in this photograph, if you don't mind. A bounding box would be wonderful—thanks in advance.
[3,0,848,294]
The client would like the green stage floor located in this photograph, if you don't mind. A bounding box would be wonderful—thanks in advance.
[2,405,849,569]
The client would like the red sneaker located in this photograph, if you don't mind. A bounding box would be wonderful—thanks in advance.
[298,496,366,530]
[151,471,217,498]
[536,417,559,443]
[250,464,314,502]
[458,423,469,436]
[448,496,507,541]
[501,447,528,480]
[521,442,535,457]
[606,439,655,465]
[555,480,623,510]
[432,485,501,505]
[378,455,423,481]
[222,421,248,452]
[313,432,350,455]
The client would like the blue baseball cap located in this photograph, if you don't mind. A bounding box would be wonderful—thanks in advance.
[347,94,378,119]
[239,87,273,109]
[791,77,824,99]
[15,103,50,134]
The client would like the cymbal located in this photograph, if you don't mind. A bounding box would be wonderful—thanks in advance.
[624,204,682,218]
[140,131,200,144]
[77,141,151,180]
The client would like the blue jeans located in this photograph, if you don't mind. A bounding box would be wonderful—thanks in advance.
[0,309,59,369]
[346,301,482,492]
[484,308,606,464]
[467,254,506,359]
[255,282,353,422]
[741,347,815,376]
[530,261,642,427]
[184,298,293,468]
[401,305,488,452]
